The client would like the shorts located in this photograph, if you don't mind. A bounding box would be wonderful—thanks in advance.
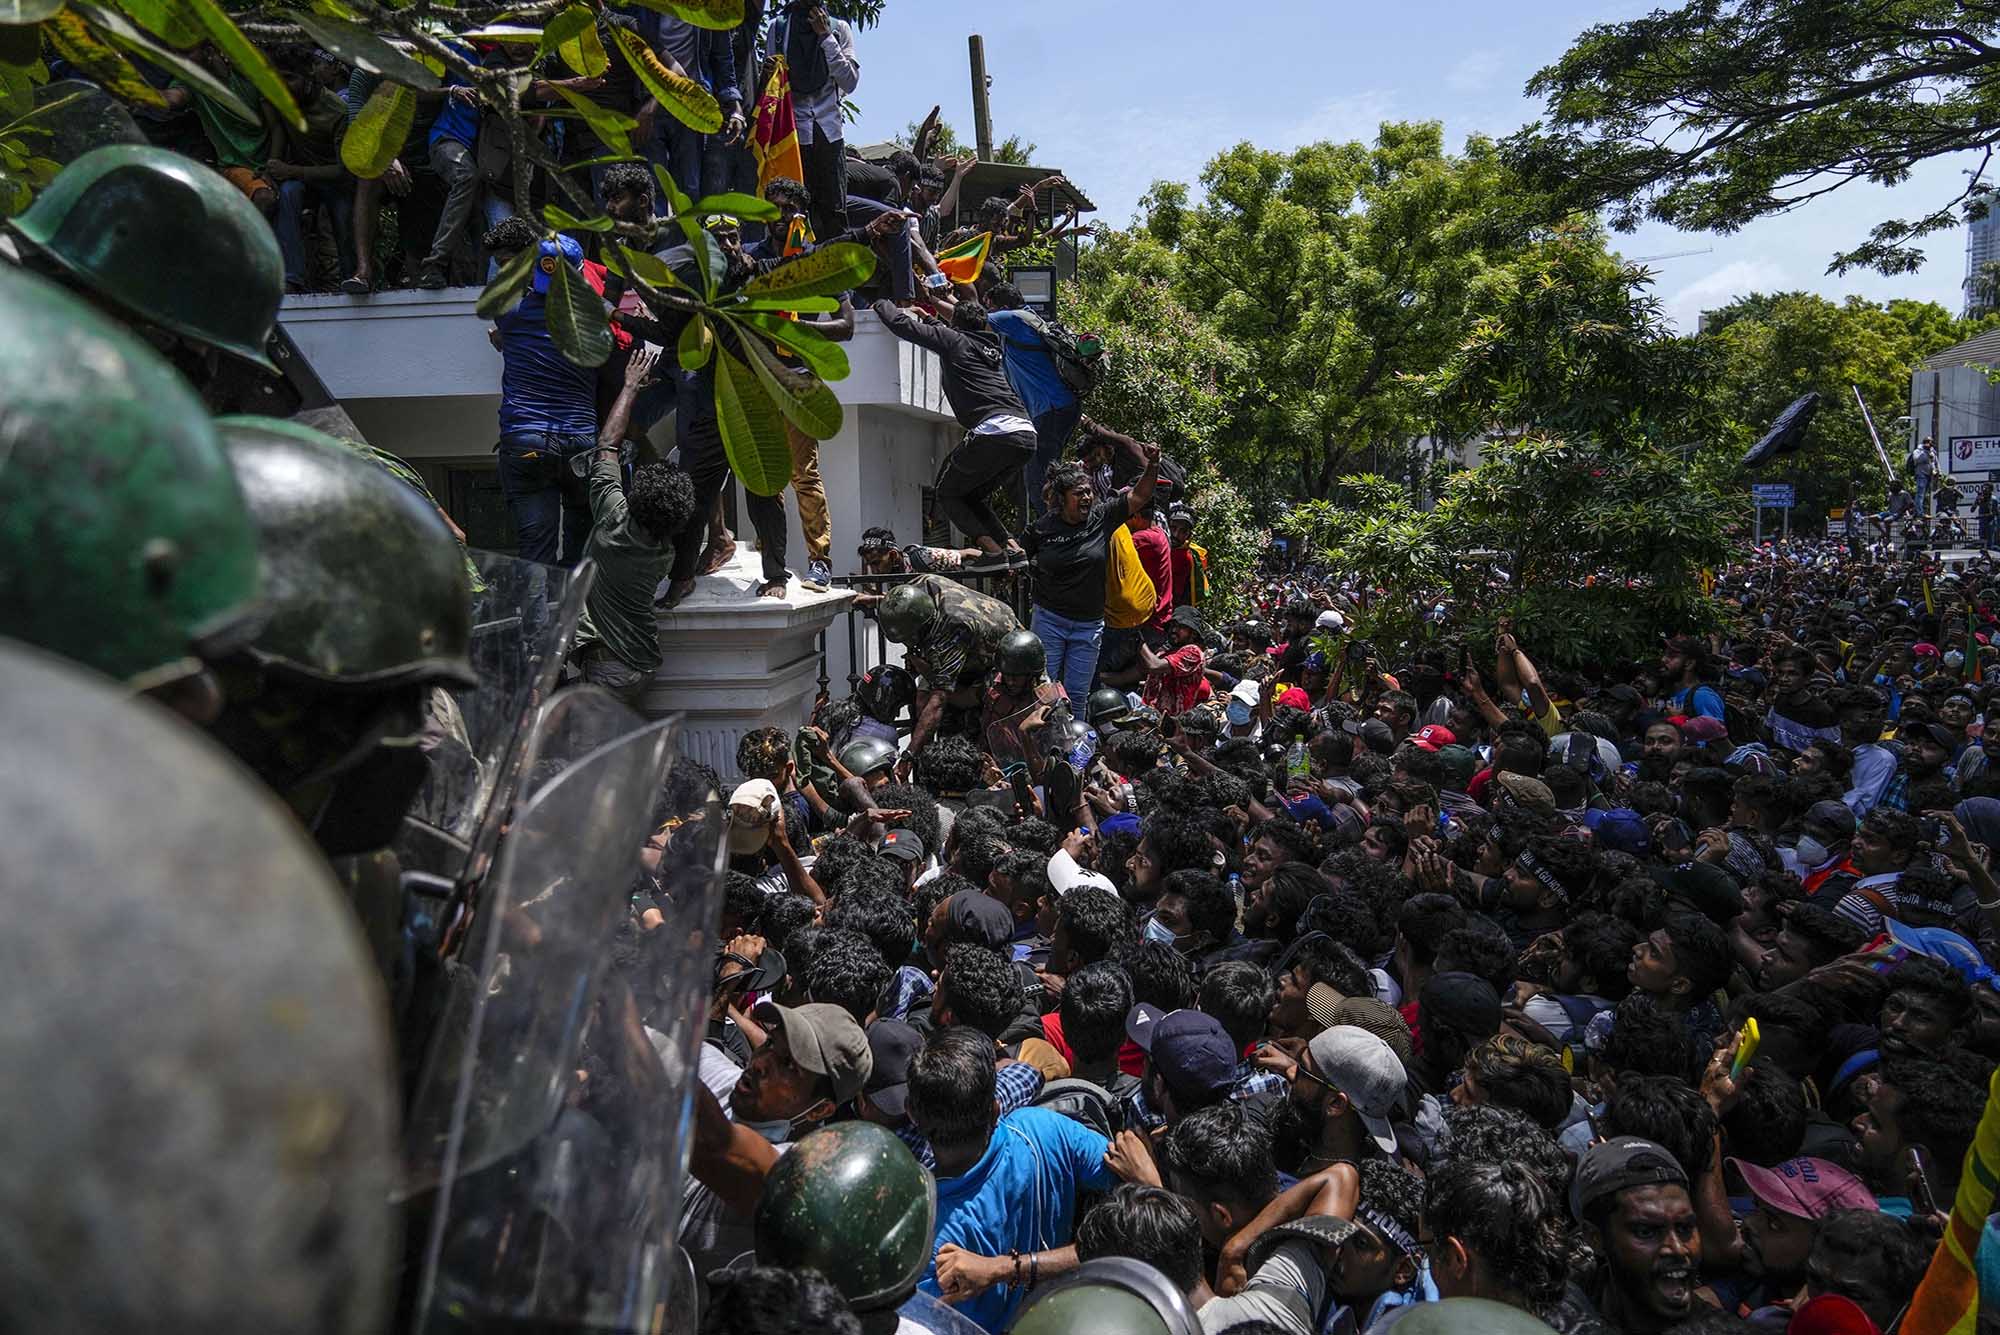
[220,165,275,201]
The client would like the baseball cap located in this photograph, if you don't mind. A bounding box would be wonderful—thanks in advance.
[1788,1294,1882,1335]
[1680,716,1730,744]
[1048,847,1117,895]
[1229,679,1261,709]
[1407,724,1456,753]
[1434,744,1479,789]
[1419,972,1501,1041]
[1649,859,1745,925]
[1729,1156,1877,1221]
[1570,1137,1689,1220]
[1583,806,1652,856]
[1303,1025,1406,1155]
[1277,687,1313,711]
[1803,800,1858,837]
[1494,772,1556,818]
[942,890,1014,949]
[529,234,584,294]
[1901,720,1957,751]
[751,1001,874,1104]
[1330,996,1416,1071]
[863,1019,923,1119]
[727,779,780,855]
[1357,719,1396,755]
[1315,609,1346,631]
[1125,1004,1238,1103]
[878,828,926,865]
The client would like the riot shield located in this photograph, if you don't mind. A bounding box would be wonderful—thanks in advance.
[983,685,1073,780]
[403,691,727,1334]
[398,550,596,894]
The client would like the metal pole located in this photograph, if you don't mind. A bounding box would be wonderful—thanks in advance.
[968,35,994,161]
[1783,504,1790,542]
[1754,504,1762,547]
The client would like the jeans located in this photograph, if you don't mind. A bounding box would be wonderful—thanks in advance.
[670,381,788,587]
[937,428,1036,546]
[496,430,595,565]
[842,194,913,301]
[273,178,355,289]
[1916,474,1933,517]
[424,136,480,274]
[648,115,705,202]
[479,190,515,281]
[1033,605,1104,705]
[1026,401,1083,520]
[800,134,848,245]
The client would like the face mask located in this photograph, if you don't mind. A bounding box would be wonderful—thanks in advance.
[1794,835,1830,868]
[738,1106,821,1145]
[1226,702,1253,727]
[1143,914,1181,947]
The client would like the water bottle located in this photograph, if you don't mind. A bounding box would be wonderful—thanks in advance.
[1285,739,1310,782]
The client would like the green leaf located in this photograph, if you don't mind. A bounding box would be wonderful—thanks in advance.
[540,4,605,76]
[739,241,875,304]
[545,252,612,367]
[732,310,851,380]
[609,20,720,133]
[551,81,633,158]
[615,244,698,296]
[0,0,59,26]
[339,79,413,178]
[661,0,742,29]
[285,11,439,89]
[731,294,838,314]
[43,12,167,109]
[728,313,843,438]
[475,239,538,319]
[689,189,779,223]
[542,202,614,232]
[182,0,303,131]
[677,311,711,370]
[69,2,256,120]
[651,161,690,217]
[112,0,198,44]
[714,346,792,495]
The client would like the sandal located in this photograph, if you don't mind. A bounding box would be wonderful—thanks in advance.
[339,274,372,295]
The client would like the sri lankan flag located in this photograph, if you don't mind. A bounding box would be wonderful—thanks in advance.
[752,56,804,195]
[1904,1064,2000,1333]
[935,231,991,285]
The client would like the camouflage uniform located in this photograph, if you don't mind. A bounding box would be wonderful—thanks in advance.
[901,574,1021,691]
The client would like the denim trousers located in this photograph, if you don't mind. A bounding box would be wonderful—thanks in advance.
[496,430,595,566]
[1026,401,1083,520]
[1033,605,1105,705]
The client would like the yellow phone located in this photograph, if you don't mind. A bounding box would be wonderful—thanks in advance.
[1731,1017,1762,1080]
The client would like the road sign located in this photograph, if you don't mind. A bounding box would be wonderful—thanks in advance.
[1827,518,1846,537]
[1751,483,1796,507]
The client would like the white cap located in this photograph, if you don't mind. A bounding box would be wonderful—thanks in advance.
[727,779,780,855]
[1315,609,1346,631]
[1229,679,1261,708]
[1047,847,1116,896]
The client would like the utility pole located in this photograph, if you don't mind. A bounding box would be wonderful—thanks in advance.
[968,35,993,160]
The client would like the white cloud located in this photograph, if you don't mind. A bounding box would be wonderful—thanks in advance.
[1447,49,1505,94]
[1661,258,1788,329]
[1279,90,1399,150]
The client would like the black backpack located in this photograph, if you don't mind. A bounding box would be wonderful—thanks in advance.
[1018,310,1106,397]
[1033,1077,1124,1138]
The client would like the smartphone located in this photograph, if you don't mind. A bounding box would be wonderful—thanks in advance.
[1906,1145,1941,1217]
[1161,715,1178,740]
[1011,769,1035,818]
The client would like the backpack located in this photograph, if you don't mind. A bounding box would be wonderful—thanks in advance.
[1020,310,1107,398]
[1033,1077,1124,1138]
[1104,524,1159,629]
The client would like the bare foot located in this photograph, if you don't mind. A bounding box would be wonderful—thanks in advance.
[757,579,788,599]
[1003,538,1025,556]
[698,535,737,575]
[656,578,696,608]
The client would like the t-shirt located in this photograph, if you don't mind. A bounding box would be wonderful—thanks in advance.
[1144,643,1209,716]
[1670,683,1725,721]
[573,450,669,672]
[178,70,268,169]
[1129,524,1173,627]
[919,1108,1115,1332]
[1171,546,1197,607]
[1197,1237,1325,1335]
[987,309,1075,419]
[429,47,481,150]
[287,85,349,165]
[1024,498,1123,622]
[494,294,598,437]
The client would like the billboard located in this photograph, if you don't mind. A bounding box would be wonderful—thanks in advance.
[1948,435,2000,475]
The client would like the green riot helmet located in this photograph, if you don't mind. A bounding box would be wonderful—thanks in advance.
[1088,686,1136,729]
[1010,1259,1202,1335]
[215,416,475,690]
[999,627,1047,678]
[0,267,262,690]
[9,144,283,369]
[0,641,397,1335]
[878,581,939,645]
[753,1121,937,1310]
[838,734,898,781]
[1384,1299,1559,1335]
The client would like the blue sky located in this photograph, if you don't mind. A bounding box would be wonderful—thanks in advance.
[842,0,1973,330]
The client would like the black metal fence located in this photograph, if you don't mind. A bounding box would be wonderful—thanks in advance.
[815,561,1035,699]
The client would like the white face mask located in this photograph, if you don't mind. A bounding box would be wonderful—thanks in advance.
[1143,913,1181,947]
[1793,835,1831,868]
[737,1105,824,1145]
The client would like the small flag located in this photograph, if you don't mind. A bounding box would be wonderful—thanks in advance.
[783,214,812,258]
[935,231,991,285]
[752,55,804,196]
[1902,1064,2000,1333]
[1925,577,1937,615]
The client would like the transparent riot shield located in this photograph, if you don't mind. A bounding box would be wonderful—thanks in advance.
[982,685,1073,780]
[397,551,596,893]
[402,690,727,1335]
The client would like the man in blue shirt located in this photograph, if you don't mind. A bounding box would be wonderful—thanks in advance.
[986,282,1081,521]
[417,46,482,289]
[1661,636,1726,721]
[482,220,600,564]
[910,1027,1119,1331]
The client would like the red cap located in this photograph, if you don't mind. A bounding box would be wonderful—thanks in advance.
[1278,687,1312,711]
[1788,1293,1881,1335]
[1728,1156,1876,1220]
[1680,716,1730,743]
[1407,724,1457,753]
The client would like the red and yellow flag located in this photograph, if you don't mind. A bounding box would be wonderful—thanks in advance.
[1903,1065,2000,1333]
[935,231,991,285]
[752,55,805,196]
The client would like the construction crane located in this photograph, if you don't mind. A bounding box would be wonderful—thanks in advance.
[1629,247,1715,263]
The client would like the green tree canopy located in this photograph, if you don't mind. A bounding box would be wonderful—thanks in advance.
[1507,0,2000,276]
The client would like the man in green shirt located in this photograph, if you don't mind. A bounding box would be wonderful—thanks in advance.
[165,55,274,211]
[570,347,696,706]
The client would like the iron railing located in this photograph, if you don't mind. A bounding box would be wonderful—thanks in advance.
[815,560,1035,699]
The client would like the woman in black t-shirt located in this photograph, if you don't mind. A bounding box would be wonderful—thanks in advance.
[1024,451,1159,704]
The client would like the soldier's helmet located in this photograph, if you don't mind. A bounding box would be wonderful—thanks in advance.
[0,267,262,688]
[999,627,1047,677]
[10,144,284,369]
[753,1121,937,1311]
[1088,686,1136,728]
[879,581,939,645]
[0,640,397,1334]
[1009,1258,1203,1335]
[858,663,916,721]
[838,734,898,780]
[1385,1300,1560,1335]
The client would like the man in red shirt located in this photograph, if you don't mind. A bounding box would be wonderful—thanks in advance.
[1127,506,1174,633]
[1139,605,1212,715]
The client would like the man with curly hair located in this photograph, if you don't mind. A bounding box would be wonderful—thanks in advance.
[570,345,696,705]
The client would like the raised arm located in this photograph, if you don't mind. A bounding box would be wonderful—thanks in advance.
[871,297,951,355]
[1126,442,1161,518]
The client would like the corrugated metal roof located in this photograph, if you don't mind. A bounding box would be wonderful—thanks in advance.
[1923,327,2000,370]
[852,142,1096,214]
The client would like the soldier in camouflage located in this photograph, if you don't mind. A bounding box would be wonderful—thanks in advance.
[876,574,1023,756]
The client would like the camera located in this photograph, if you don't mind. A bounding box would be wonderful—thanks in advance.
[1345,638,1374,665]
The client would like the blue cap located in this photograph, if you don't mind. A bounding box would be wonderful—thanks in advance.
[1100,812,1141,838]
[529,234,585,294]
[1583,806,1652,856]
[1125,1004,1238,1102]
[1885,920,1998,989]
